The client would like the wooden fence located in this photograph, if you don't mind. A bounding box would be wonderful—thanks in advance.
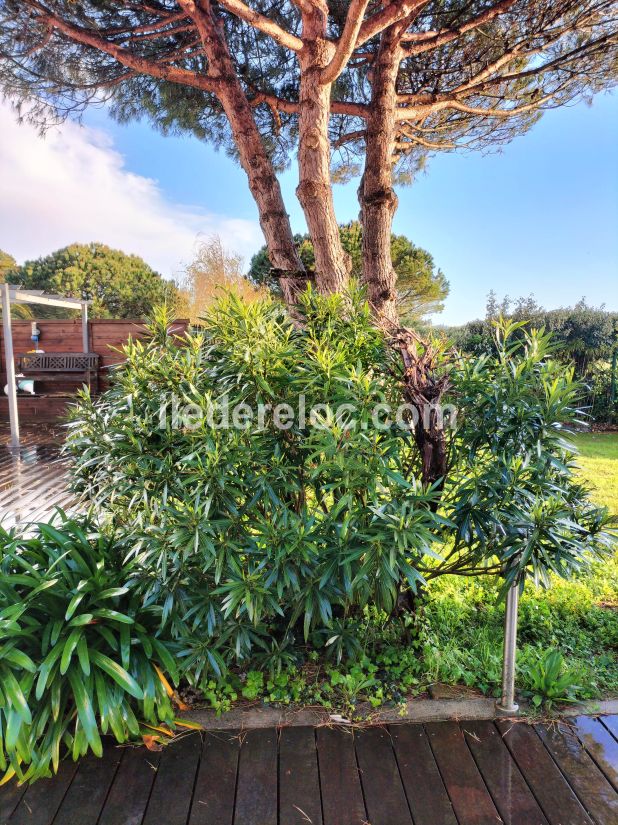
[0,318,189,423]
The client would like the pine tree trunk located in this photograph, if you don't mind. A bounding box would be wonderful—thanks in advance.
[296,9,351,294]
[190,1,308,308]
[358,30,402,329]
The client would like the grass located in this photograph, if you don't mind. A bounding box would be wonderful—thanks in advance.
[571,431,618,514]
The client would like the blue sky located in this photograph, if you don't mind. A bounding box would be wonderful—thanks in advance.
[2,91,616,325]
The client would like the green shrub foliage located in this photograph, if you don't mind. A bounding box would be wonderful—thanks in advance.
[66,291,614,687]
[0,517,177,784]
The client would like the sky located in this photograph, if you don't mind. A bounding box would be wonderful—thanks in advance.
[1,91,616,326]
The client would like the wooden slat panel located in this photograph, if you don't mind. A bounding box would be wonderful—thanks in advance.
[425,721,502,825]
[497,721,594,825]
[50,747,121,825]
[355,727,413,825]
[99,747,161,825]
[463,721,548,825]
[189,731,238,825]
[389,723,458,825]
[536,722,618,825]
[316,727,366,825]
[571,716,618,792]
[8,759,78,825]
[279,727,322,825]
[234,729,278,825]
[142,733,202,825]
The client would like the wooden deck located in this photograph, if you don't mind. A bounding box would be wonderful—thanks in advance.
[1,716,617,825]
[0,426,79,530]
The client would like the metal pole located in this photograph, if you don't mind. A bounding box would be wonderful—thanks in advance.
[81,302,89,353]
[1,282,20,452]
[496,583,520,715]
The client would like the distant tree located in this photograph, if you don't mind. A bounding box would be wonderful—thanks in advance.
[451,294,617,357]
[0,250,17,282]
[183,236,266,323]
[8,243,180,318]
[0,250,32,318]
[249,222,448,322]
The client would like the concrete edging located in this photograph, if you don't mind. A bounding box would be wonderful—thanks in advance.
[181,697,618,730]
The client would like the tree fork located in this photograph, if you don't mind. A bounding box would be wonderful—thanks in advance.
[296,6,351,295]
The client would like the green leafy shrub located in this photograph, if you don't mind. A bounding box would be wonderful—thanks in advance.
[66,291,614,693]
[445,320,615,594]
[521,649,581,710]
[0,517,177,784]
[67,291,440,680]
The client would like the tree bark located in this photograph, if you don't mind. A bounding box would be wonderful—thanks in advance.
[296,6,351,294]
[180,1,308,308]
[358,26,403,329]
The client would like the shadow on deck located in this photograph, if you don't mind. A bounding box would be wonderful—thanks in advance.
[1,716,617,825]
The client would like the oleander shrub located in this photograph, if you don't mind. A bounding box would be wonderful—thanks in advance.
[65,291,615,690]
[0,517,178,784]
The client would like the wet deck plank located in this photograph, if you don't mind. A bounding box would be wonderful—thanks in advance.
[0,434,80,530]
[536,721,618,825]
[390,722,458,825]
[571,716,618,792]
[463,720,548,825]
[2,718,618,825]
[497,720,594,825]
[426,720,502,825]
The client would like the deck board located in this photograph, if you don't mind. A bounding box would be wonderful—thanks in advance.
[536,721,618,825]
[497,720,594,825]
[2,717,618,825]
[233,729,278,825]
[50,747,121,825]
[602,716,618,741]
[316,727,366,825]
[98,747,161,825]
[463,720,549,825]
[7,759,78,825]
[189,731,239,825]
[390,722,458,825]
[279,727,323,825]
[142,733,202,825]
[571,716,618,792]
[355,726,413,825]
[425,720,502,825]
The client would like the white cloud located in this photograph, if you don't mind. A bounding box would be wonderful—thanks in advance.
[0,100,263,278]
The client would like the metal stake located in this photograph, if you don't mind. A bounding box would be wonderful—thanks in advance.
[496,583,520,715]
[2,282,20,453]
[81,301,89,353]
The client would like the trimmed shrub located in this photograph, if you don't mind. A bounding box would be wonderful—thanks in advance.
[65,292,614,690]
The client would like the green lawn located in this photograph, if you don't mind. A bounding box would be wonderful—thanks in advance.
[571,431,618,514]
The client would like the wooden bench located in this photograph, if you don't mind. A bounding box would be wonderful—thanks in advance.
[17,352,100,393]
